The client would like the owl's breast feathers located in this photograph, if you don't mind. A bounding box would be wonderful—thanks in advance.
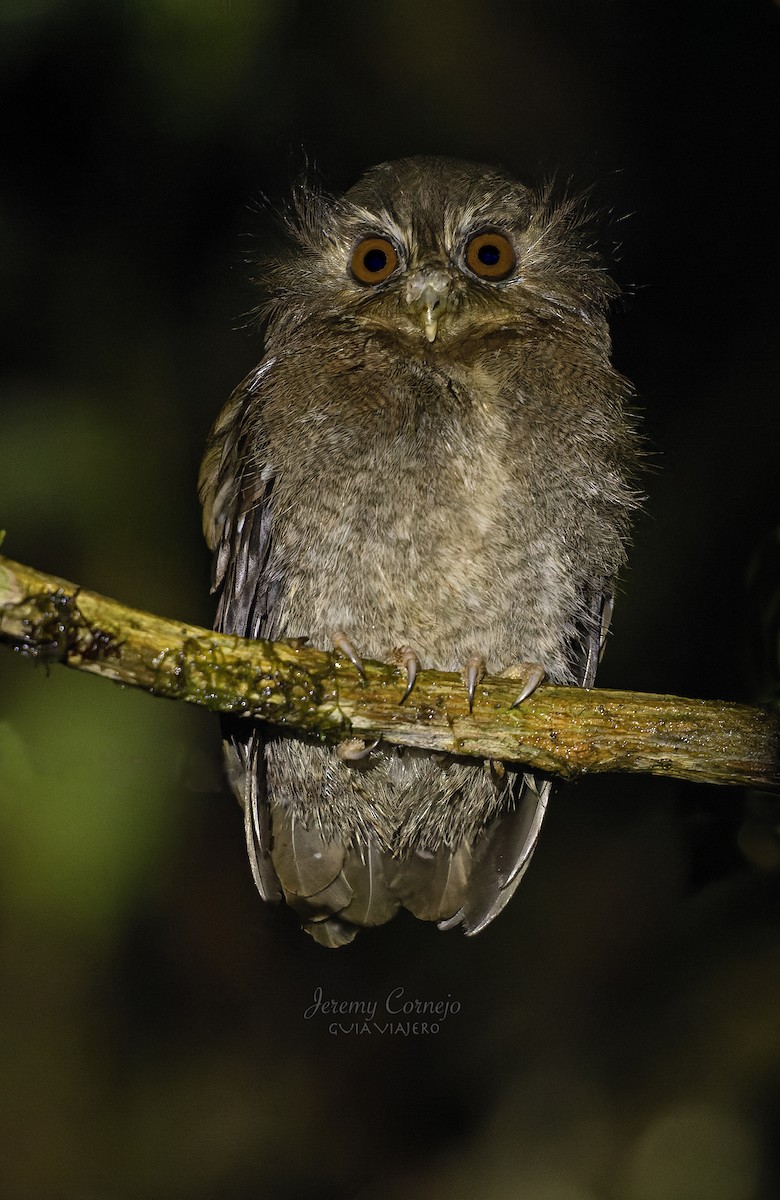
[221,326,630,683]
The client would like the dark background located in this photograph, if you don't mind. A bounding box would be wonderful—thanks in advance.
[1,2,779,1198]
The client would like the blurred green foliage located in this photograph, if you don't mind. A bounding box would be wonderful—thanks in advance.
[0,676,190,938]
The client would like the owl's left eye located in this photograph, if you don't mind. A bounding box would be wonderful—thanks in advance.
[350,237,399,285]
[464,230,516,281]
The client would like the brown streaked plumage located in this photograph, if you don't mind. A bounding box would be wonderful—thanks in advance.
[199,156,640,946]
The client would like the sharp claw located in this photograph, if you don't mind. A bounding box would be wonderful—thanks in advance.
[337,737,381,762]
[509,664,546,708]
[463,654,486,713]
[332,630,366,679]
[393,645,420,704]
[400,661,418,704]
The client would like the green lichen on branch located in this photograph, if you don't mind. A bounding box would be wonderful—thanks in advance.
[0,552,778,792]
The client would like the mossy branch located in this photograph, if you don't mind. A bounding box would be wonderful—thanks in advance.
[0,552,778,792]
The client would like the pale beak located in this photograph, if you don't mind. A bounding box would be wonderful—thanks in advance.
[405,268,451,342]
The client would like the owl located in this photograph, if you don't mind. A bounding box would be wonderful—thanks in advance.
[199,156,639,947]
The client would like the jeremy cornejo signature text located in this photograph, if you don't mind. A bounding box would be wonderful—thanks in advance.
[303,985,461,1035]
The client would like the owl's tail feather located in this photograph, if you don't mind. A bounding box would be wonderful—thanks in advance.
[387,844,471,922]
[339,841,402,927]
[300,841,473,945]
[254,773,551,946]
[267,801,402,944]
[304,916,359,948]
[304,842,402,947]
[439,773,552,935]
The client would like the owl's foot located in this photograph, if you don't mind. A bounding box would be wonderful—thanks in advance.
[332,634,421,704]
[337,737,381,763]
[331,631,377,759]
[392,644,421,704]
[502,661,546,708]
[331,630,366,679]
[462,654,486,712]
[462,658,546,711]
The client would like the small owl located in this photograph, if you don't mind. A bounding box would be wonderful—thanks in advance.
[199,156,639,946]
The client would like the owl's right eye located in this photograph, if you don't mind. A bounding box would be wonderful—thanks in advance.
[350,237,399,285]
[464,230,516,281]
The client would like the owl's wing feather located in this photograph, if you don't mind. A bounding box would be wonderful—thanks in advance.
[439,774,552,935]
[579,589,614,689]
[232,735,280,902]
[199,361,279,639]
[199,360,285,904]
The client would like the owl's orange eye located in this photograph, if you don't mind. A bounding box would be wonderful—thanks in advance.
[464,231,516,281]
[350,237,399,285]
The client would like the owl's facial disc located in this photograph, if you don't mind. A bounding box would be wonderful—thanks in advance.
[404,267,451,342]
